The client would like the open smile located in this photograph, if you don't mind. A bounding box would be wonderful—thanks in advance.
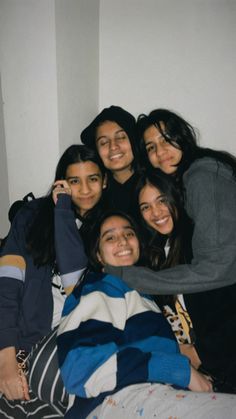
[115,249,132,257]
[152,216,169,225]
[109,153,124,161]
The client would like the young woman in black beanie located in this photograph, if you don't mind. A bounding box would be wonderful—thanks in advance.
[81,105,140,216]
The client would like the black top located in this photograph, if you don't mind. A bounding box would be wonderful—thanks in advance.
[184,283,236,391]
[105,172,139,217]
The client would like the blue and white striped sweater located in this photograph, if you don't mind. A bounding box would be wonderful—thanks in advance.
[57,271,190,418]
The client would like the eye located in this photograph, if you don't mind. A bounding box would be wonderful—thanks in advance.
[97,138,109,147]
[115,134,127,141]
[146,144,155,154]
[68,178,80,185]
[89,175,100,183]
[105,234,116,242]
[125,231,135,238]
[157,196,168,205]
[140,204,150,213]
[160,136,169,145]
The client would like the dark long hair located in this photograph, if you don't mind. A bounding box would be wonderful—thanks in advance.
[84,209,145,272]
[81,105,141,173]
[26,145,106,267]
[134,169,193,270]
[134,169,193,308]
[137,109,236,182]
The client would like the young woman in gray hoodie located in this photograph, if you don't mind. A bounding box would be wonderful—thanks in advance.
[105,108,236,393]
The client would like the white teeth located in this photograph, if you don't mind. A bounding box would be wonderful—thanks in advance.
[116,250,131,256]
[154,216,168,225]
[110,154,123,160]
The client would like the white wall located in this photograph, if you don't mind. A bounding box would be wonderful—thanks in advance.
[0,0,60,197]
[0,0,60,238]
[0,0,99,236]
[0,76,10,233]
[99,0,236,154]
[1,0,236,236]
[55,0,99,153]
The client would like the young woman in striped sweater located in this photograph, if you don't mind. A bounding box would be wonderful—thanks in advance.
[56,208,236,419]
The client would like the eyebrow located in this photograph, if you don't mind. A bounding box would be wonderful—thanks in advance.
[144,141,153,147]
[96,129,126,143]
[145,132,165,144]
[66,173,101,180]
[101,225,134,238]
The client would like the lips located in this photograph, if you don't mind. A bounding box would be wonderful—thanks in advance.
[153,216,169,225]
[78,196,95,204]
[109,153,123,161]
[159,157,173,165]
[115,249,132,257]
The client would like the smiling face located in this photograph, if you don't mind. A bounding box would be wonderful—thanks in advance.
[97,215,140,267]
[143,123,182,175]
[139,183,174,235]
[65,161,106,216]
[95,121,134,182]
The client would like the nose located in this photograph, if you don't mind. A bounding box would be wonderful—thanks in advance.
[79,180,90,194]
[117,234,128,246]
[109,138,119,151]
[156,142,167,157]
[151,203,162,218]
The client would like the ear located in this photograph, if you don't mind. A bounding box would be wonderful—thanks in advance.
[102,173,108,189]
[96,251,103,264]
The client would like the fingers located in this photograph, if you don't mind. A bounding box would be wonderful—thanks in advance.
[0,374,27,400]
[52,180,72,205]
[188,366,213,393]
[20,371,30,401]
[53,179,70,189]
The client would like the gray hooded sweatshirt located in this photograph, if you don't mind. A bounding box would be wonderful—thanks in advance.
[105,157,236,295]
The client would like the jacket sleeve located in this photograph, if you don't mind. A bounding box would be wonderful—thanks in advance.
[0,209,27,349]
[105,162,236,294]
[54,194,88,294]
[57,274,190,398]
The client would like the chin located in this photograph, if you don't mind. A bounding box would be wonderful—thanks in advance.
[159,228,172,235]
[116,260,134,266]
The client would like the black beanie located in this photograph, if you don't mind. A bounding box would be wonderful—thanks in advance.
[81,105,136,150]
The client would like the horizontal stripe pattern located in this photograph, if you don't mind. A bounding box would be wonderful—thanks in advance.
[61,267,86,290]
[0,390,63,418]
[0,254,26,269]
[57,271,190,418]
[0,255,26,282]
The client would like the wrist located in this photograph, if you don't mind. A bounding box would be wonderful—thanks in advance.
[0,346,16,364]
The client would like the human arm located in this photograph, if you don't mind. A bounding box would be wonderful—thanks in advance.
[105,160,236,294]
[0,210,29,399]
[54,194,88,295]
[179,344,201,370]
